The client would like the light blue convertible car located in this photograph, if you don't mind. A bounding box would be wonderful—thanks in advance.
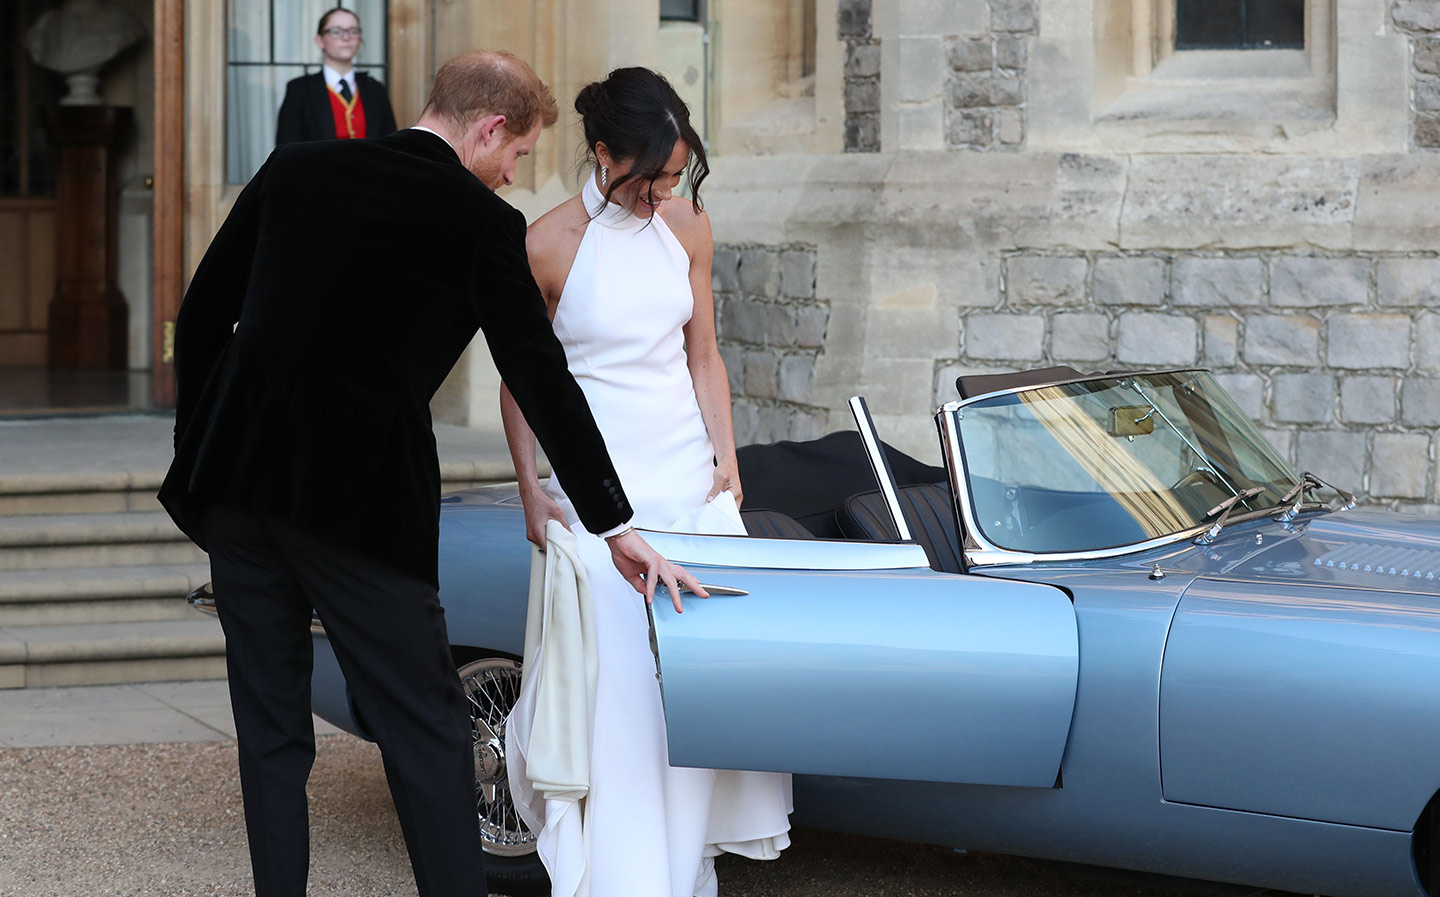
[286,367,1440,897]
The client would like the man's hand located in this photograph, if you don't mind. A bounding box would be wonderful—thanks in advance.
[605,529,709,613]
[520,489,570,548]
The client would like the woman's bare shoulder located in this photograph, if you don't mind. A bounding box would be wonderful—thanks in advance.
[526,194,589,250]
[657,196,710,256]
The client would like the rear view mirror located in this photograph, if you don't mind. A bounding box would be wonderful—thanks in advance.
[1108,405,1155,438]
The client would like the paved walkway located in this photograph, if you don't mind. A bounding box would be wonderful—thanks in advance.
[0,679,339,747]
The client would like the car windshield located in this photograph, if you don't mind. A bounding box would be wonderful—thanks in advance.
[954,370,1300,554]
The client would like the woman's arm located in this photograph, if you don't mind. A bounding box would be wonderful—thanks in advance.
[498,212,578,546]
[672,204,743,507]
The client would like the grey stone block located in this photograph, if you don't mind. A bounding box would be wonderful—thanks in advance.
[1051,312,1110,362]
[1327,314,1411,369]
[794,306,829,348]
[1171,256,1263,307]
[948,73,993,108]
[732,402,761,447]
[946,109,993,147]
[1094,256,1165,307]
[1007,255,1086,306]
[743,352,778,399]
[1203,315,1239,366]
[711,248,741,293]
[719,344,744,395]
[846,43,882,79]
[991,75,1024,105]
[789,409,827,443]
[1420,38,1440,75]
[1420,76,1440,113]
[1370,433,1432,499]
[996,34,1027,70]
[948,37,992,72]
[1262,427,1296,464]
[846,78,881,115]
[1270,256,1370,308]
[997,108,1024,145]
[1272,374,1335,424]
[1243,315,1320,367]
[991,0,1037,32]
[1396,0,1440,32]
[1402,378,1440,426]
[1214,373,1264,419]
[966,313,1045,360]
[1421,313,1440,371]
[722,299,771,345]
[1116,313,1198,366]
[1339,376,1397,425]
[1417,114,1440,149]
[1297,431,1366,492]
[778,354,815,403]
[768,304,796,346]
[758,404,792,445]
[1377,257,1440,305]
[845,114,881,153]
[837,0,872,38]
[738,250,779,296]
[779,250,817,299]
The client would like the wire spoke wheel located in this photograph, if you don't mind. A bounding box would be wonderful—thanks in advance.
[458,657,537,858]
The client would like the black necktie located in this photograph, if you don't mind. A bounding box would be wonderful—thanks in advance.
[338,79,353,103]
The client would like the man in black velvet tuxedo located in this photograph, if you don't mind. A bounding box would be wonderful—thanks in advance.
[159,50,701,897]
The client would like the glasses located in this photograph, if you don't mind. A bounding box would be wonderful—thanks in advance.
[322,27,363,38]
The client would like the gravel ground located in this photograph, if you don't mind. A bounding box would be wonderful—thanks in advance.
[0,735,1248,897]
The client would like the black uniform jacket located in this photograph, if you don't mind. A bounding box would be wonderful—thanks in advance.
[275,71,398,145]
[159,130,632,588]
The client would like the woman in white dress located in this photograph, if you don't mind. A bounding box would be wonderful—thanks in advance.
[500,68,792,897]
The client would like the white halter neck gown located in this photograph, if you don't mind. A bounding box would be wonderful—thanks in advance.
[507,174,792,897]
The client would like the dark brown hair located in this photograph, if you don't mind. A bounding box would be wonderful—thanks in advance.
[316,7,359,35]
[575,67,708,213]
[422,50,560,136]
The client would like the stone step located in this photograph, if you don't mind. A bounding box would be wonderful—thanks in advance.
[0,619,227,689]
[0,511,206,571]
[0,471,166,516]
[0,563,212,626]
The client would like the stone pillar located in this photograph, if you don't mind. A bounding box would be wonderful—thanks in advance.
[48,105,131,369]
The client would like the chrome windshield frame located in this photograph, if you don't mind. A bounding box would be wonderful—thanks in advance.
[935,368,1313,568]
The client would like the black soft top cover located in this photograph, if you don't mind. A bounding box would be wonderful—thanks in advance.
[737,431,946,538]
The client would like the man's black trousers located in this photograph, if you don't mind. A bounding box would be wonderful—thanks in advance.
[204,504,486,897]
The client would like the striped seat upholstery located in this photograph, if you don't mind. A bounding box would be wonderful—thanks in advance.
[837,482,964,573]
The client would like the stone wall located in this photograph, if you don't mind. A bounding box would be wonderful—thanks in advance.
[712,244,831,445]
[933,250,1440,512]
[839,0,881,152]
[1394,0,1440,148]
[943,0,1035,149]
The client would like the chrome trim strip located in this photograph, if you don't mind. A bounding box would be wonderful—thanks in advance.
[849,395,913,541]
[942,367,1201,411]
[187,584,329,637]
[640,528,932,571]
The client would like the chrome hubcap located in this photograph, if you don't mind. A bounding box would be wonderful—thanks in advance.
[458,657,536,858]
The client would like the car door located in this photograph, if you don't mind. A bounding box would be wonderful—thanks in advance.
[645,529,1080,787]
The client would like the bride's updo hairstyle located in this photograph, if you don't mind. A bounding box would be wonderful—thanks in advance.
[575,67,709,214]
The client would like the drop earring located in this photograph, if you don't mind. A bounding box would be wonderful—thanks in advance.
[600,165,607,188]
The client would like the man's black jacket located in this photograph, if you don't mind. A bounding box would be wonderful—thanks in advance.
[159,129,632,588]
[275,71,398,145]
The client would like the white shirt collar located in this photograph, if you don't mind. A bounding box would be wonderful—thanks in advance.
[410,126,456,154]
[322,65,353,94]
